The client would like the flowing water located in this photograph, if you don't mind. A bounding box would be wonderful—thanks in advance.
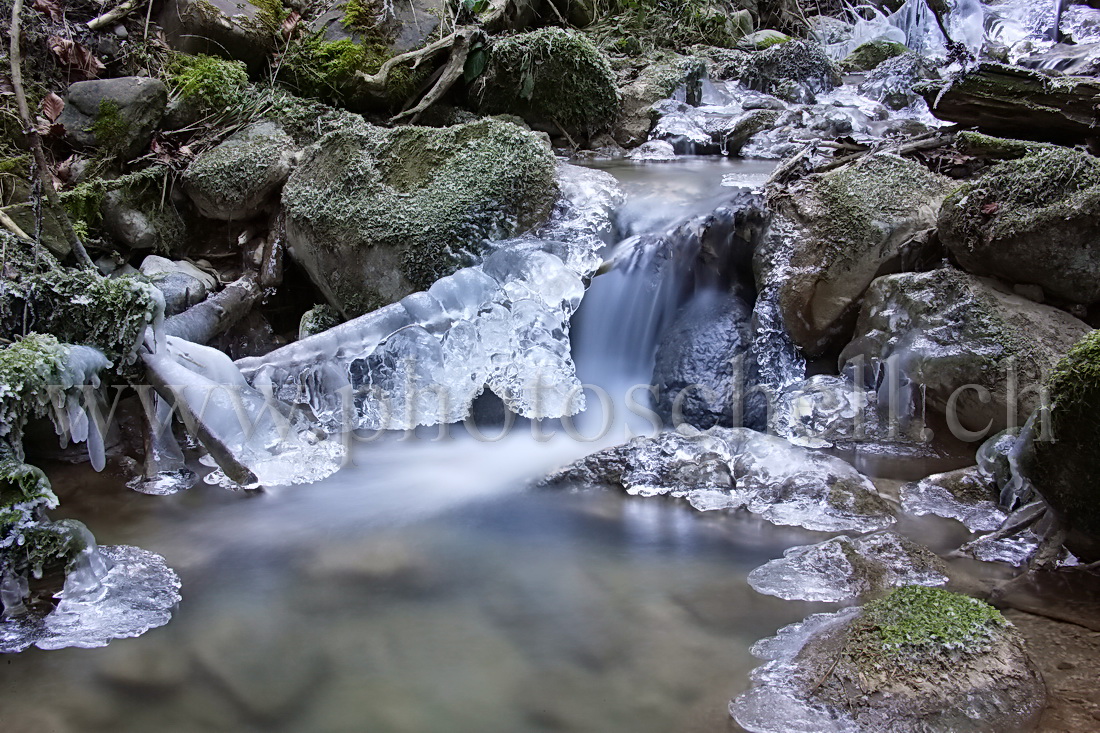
[1,158,974,732]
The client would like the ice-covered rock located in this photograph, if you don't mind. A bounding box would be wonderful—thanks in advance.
[748,531,948,603]
[731,587,1046,733]
[543,427,895,532]
[900,466,1005,532]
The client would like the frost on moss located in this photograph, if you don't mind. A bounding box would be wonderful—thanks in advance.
[168,54,249,109]
[0,270,161,366]
[473,28,619,140]
[183,121,294,220]
[282,117,558,316]
[0,457,76,580]
[840,40,908,72]
[842,586,1007,674]
[699,40,841,97]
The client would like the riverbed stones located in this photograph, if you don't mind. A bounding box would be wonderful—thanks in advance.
[613,52,706,147]
[839,267,1092,435]
[756,153,953,358]
[282,117,557,317]
[472,28,619,141]
[939,147,1100,305]
[183,122,296,221]
[58,77,167,159]
[731,586,1046,733]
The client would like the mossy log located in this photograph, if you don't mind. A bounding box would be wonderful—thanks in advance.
[921,63,1100,143]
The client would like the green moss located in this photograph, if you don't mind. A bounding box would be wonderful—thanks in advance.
[843,587,1007,674]
[169,54,250,109]
[0,457,84,581]
[340,0,375,29]
[841,40,908,72]
[0,335,73,453]
[299,303,343,338]
[279,34,424,109]
[474,28,619,139]
[60,167,184,252]
[89,99,131,153]
[954,131,1046,160]
[248,0,288,34]
[827,477,892,518]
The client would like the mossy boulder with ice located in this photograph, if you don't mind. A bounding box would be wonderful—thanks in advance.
[840,40,908,72]
[840,267,1091,434]
[472,28,619,141]
[939,147,1100,305]
[1021,330,1100,560]
[857,52,937,110]
[183,122,296,220]
[756,154,953,357]
[0,458,80,588]
[698,40,840,102]
[282,117,557,317]
[732,587,1045,732]
[613,52,707,147]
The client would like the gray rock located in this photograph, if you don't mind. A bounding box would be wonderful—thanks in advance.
[698,40,841,102]
[901,466,1005,532]
[159,0,278,69]
[613,52,706,147]
[139,255,217,316]
[58,77,166,159]
[312,0,447,54]
[839,267,1092,435]
[939,146,1100,305]
[806,14,852,45]
[183,122,295,220]
[756,153,953,357]
[652,290,764,430]
[858,52,939,110]
[98,170,191,253]
[282,117,557,317]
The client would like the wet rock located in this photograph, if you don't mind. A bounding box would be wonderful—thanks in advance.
[939,146,1100,305]
[543,427,895,532]
[756,153,953,357]
[901,466,1006,532]
[748,531,948,602]
[840,267,1091,435]
[298,303,342,339]
[627,140,676,160]
[183,122,296,221]
[282,117,557,317]
[58,77,166,159]
[652,290,764,430]
[159,0,279,70]
[731,587,1046,733]
[1019,330,1100,561]
[651,100,780,155]
[139,256,217,317]
[472,28,619,141]
[698,40,841,102]
[613,52,706,146]
[857,52,938,110]
[840,39,908,72]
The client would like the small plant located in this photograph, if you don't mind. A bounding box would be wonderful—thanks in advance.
[89,99,130,152]
[169,54,250,109]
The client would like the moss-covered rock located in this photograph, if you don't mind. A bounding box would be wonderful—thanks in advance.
[311,0,448,55]
[298,304,342,339]
[1021,330,1100,559]
[856,52,937,110]
[472,28,619,141]
[68,167,192,253]
[840,40,908,72]
[737,29,791,50]
[57,77,167,160]
[612,51,706,147]
[183,122,296,220]
[839,267,1091,434]
[0,457,73,580]
[282,117,558,317]
[939,147,1100,305]
[697,40,840,101]
[756,154,954,357]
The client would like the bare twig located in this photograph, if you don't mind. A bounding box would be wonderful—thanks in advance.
[8,0,96,269]
[391,27,477,124]
[87,0,144,30]
[0,208,31,241]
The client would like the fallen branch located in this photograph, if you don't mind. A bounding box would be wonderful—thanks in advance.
[164,273,261,344]
[814,129,958,173]
[391,28,476,124]
[87,0,144,30]
[8,0,96,269]
[0,208,31,241]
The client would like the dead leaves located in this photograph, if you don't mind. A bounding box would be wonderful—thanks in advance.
[41,92,64,122]
[981,202,1000,216]
[48,35,105,80]
[32,0,64,22]
[281,11,301,40]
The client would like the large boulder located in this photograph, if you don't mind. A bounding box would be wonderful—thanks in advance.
[731,586,1046,732]
[159,0,280,70]
[1020,330,1100,560]
[183,122,296,221]
[281,118,557,317]
[857,52,938,110]
[58,77,167,160]
[697,40,840,102]
[839,267,1091,436]
[939,147,1100,305]
[613,52,706,147]
[471,28,619,142]
[311,0,448,54]
[756,154,953,357]
[652,290,764,430]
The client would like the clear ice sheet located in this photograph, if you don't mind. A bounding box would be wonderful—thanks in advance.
[747,531,948,603]
[0,545,181,653]
[900,468,1006,532]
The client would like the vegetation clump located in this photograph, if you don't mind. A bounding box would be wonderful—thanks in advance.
[588,0,753,55]
[472,27,619,140]
[279,35,425,110]
[840,40,908,72]
[89,99,131,153]
[168,54,250,109]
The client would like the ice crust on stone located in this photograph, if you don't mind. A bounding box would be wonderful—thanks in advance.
[1,543,181,653]
[236,164,621,436]
[771,375,878,449]
[900,467,1006,532]
[730,608,863,733]
[748,531,948,603]
[550,428,895,532]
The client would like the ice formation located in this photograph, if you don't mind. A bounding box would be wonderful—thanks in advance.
[747,531,948,603]
[0,540,181,653]
[546,428,896,533]
[900,467,1006,532]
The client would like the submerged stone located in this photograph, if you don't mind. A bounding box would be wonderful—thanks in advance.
[901,466,1005,532]
[282,117,558,317]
